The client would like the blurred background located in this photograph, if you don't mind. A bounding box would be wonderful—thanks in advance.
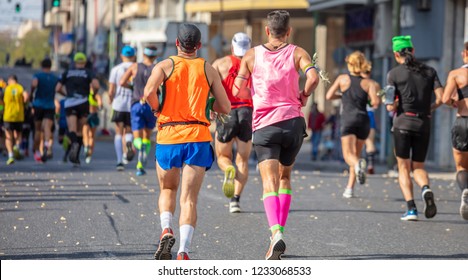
[0,0,467,169]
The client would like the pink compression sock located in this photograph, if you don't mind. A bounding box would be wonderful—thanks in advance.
[263,192,280,232]
[279,189,292,229]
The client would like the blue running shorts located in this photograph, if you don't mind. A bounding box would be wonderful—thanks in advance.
[368,111,376,130]
[156,142,214,170]
[131,102,156,131]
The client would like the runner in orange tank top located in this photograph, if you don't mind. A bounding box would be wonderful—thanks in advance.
[212,32,253,213]
[144,23,230,260]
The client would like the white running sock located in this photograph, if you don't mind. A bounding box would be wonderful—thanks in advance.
[114,134,123,163]
[125,133,133,144]
[178,224,194,254]
[160,211,173,230]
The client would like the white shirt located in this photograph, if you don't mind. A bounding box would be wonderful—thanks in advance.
[109,62,133,112]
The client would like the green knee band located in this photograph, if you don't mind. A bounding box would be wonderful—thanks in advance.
[270,224,284,233]
[133,138,142,150]
[278,189,292,195]
[262,192,278,199]
[142,138,151,154]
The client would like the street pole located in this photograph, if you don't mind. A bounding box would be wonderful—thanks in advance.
[392,0,401,37]
[82,0,88,53]
[54,12,59,71]
[109,0,116,70]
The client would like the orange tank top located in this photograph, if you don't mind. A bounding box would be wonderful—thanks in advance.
[156,56,212,144]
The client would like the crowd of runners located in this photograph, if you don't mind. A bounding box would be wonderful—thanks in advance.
[0,10,467,260]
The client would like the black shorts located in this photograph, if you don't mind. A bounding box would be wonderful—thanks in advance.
[341,122,370,140]
[253,117,306,166]
[65,102,89,119]
[393,128,430,162]
[452,116,468,152]
[4,122,23,132]
[216,106,253,143]
[33,107,55,121]
[111,110,131,127]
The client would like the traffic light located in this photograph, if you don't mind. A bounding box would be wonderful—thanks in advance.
[52,0,61,8]
[15,3,20,13]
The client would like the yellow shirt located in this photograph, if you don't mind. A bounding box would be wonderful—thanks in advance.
[3,84,25,122]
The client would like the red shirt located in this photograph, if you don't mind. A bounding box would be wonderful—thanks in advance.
[308,111,326,131]
[222,55,252,109]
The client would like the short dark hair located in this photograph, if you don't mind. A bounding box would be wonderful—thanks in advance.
[465,42,468,51]
[177,23,201,54]
[267,10,290,38]
[8,75,18,82]
[41,58,52,68]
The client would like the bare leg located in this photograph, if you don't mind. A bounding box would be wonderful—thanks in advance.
[234,139,252,196]
[396,156,413,201]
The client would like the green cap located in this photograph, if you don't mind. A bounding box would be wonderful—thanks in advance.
[73,52,87,63]
[392,35,413,52]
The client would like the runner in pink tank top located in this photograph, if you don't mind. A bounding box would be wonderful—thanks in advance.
[251,44,301,131]
[232,10,320,260]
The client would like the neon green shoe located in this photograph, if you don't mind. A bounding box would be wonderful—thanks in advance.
[222,165,236,198]
[6,157,14,165]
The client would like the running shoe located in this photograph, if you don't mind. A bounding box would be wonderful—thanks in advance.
[122,154,129,165]
[460,189,468,220]
[154,228,176,260]
[41,146,48,163]
[222,165,236,198]
[34,151,43,163]
[176,252,190,260]
[47,148,53,159]
[136,168,146,176]
[126,142,135,162]
[342,188,354,198]
[355,159,367,185]
[401,209,418,221]
[85,156,92,164]
[229,201,241,213]
[68,142,80,164]
[13,146,21,160]
[116,163,124,171]
[367,166,375,175]
[6,157,14,165]
[265,231,286,260]
[422,188,437,219]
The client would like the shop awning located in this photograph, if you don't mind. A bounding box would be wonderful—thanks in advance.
[307,0,370,11]
[186,0,308,13]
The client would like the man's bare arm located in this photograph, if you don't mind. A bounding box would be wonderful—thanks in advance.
[144,60,170,111]
[206,63,230,114]
[232,49,254,99]
[119,63,137,88]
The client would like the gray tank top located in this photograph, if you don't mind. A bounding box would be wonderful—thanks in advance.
[132,62,155,104]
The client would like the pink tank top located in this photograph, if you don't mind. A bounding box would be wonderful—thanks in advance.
[251,44,302,131]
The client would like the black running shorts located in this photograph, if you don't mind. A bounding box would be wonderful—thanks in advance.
[33,107,55,121]
[111,110,131,127]
[3,121,23,132]
[452,116,468,152]
[65,101,89,119]
[253,117,306,166]
[393,128,430,162]
[216,106,253,143]
[341,122,370,140]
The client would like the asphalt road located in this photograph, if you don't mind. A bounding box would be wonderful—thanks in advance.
[0,139,467,260]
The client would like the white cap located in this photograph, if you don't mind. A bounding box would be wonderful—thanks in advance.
[232,32,251,57]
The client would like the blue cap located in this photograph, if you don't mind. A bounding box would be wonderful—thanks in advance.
[121,45,135,57]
